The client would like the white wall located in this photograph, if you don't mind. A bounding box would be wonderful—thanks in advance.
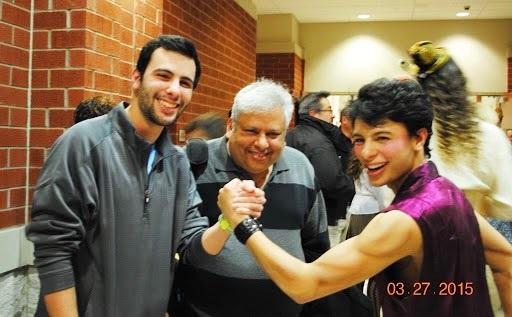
[300,19,512,93]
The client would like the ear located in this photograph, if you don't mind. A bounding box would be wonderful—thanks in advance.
[131,70,142,90]
[414,128,428,151]
[308,109,319,118]
[225,118,234,139]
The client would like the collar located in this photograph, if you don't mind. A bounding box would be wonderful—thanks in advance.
[394,161,439,198]
[111,102,175,158]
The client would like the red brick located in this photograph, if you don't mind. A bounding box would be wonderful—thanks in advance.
[14,0,31,9]
[31,89,65,108]
[34,0,49,9]
[89,13,113,35]
[94,73,116,92]
[53,0,87,9]
[96,0,119,19]
[2,2,30,28]
[10,107,27,127]
[51,30,86,49]
[30,109,47,127]
[29,128,64,147]
[0,128,26,146]
[86,52,111,73]
[32,50,66,69]
[0,150,7,168]
[9,148,26,167]
[11,67,28,87]
[29,167,42,186]
[0,208,25,228]
[0,86,27,107]
[70,10,87,28]
[0,23,13,44]
[0,44,29,68]
[0,168,26,188]
[9,187,26,208]
[119,9,134,28]
[49,109,74,128]
[34,11,67,29]
[0,65,10,85]
[69,49,85,67]
[68,89,97,107]
[13,28,30,48]
[0,107,8,125]
[51,69,85,88]
[32,70,49,88]
[29,148,45,167]
[0,190,6,209]
[33,31,49,49]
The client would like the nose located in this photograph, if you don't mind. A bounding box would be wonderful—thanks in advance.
[360,141,377,161]
[254,133,269,150]
[165,79,180,98]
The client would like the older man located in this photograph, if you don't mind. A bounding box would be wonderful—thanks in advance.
[174,79,368,316]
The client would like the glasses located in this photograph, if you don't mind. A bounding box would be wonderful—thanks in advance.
[318,109,333,113]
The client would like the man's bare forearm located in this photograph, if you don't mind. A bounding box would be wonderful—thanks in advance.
[44,287,79,317]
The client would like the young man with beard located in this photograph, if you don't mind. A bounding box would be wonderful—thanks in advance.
[220,78,512,317]
[26,35,263,317]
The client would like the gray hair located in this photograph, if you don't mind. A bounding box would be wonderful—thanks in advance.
[298,91,330,115]
[230,78,294,126]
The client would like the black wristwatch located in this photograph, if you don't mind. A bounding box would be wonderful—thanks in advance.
[234,217,262,244]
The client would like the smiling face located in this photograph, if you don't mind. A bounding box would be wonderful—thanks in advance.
[132,48,195,127]
[226,108,287,186]
[352,119,427,192]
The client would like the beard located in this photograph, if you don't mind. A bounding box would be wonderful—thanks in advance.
[136,86,183,127]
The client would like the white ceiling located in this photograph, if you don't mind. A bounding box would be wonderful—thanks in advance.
[253,0,512,22]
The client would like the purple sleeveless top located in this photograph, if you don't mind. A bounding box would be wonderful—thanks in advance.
[376,161,492,317]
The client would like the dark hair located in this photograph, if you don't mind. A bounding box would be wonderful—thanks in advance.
[349,78,433,157]
[184,112,226,140]
[136,35,201,89]
[73,96,116,124]
[298,91,330,115]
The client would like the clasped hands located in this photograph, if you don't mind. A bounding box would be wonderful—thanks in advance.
[217,178,266,228]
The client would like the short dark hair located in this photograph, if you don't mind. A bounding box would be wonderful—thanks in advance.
[349,78,433,157]
[298,91,330,115]
[136,35,201,89]
[74,96,116,124]
[184,112,226,140]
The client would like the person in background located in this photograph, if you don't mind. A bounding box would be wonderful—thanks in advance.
[73,96,116,124]
[286,91,355,247]
[26,34,263,317]
[220,78,512,317]
[506,128,512,144]
[184,111,226,141]
[408,41,512,314]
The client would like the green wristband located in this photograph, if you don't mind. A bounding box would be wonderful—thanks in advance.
[218,214,233,233]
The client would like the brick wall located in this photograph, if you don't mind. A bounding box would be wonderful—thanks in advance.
[163,0,256,139]
[0,0,256,230]
[0,0,31,228]
[256,53,304,98]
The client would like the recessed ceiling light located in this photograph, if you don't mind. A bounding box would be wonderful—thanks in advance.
[358,14,370,19]
[456,12,470,17]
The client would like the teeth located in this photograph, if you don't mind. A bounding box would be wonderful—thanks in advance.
[368,163,385,170]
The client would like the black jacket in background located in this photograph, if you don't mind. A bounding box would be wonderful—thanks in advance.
[286,115,355,224]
